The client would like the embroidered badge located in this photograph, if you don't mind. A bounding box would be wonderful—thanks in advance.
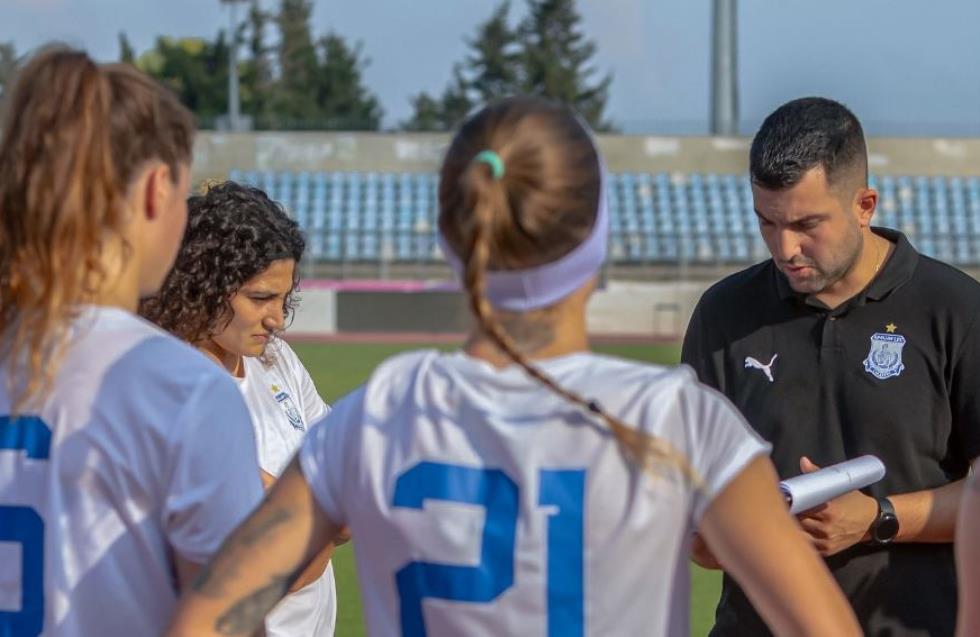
[272,388,305,431]
[863,331,906,380]
[744,354,778,383]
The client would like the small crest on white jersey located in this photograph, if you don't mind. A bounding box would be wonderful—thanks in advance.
[863,332,906,380]
[273,389,305,430]
[744,354,778,383]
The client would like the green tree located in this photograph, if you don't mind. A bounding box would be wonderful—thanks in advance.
[137,35,230,125]
[518,0,612,130]
[262,1,382,130]
[269,0,320,127]
[0,42,16,97]
[401,2,516,131]
[401,64,471,132]
[118,32,136,65]
[240,2,274,123]
[314,33,383,130]
[438,63,473,129]
[466,2,521,102]
[402,0,612,132]
[401,92,443,131]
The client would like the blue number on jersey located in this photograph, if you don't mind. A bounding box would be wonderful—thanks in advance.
[393,462,519,636]
[539,469,585,637]
[0,415,51,637]
[392,462,586,637]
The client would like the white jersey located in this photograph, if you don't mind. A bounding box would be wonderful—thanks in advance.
[300,350,769,637]
[0,306,263,637]
[238,339,336,637]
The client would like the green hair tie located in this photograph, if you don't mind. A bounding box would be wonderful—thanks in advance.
[473,149,505,180]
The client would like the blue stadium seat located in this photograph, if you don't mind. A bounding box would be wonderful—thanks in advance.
[226,169,980,268]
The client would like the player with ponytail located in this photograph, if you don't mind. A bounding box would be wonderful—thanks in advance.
[0,48,263,635]
[167,97,859,636]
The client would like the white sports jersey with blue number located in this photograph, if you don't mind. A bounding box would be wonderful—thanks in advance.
[0,306,263,636]
[300,350,769,637]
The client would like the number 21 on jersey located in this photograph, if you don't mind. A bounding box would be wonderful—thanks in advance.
[0,416,51,637]
[392,461,585,637]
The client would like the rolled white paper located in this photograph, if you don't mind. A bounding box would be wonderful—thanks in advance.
[779,455,886,514]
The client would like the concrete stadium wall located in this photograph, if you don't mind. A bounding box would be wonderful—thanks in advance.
[290,288,336,333]
[289,280,713,339]
[193,132,980,184]
[587,280,710,337]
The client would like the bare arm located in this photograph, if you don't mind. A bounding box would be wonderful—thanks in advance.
[166,458,341,637]
[699,456,860,637]
[259,468,340,594]
[695,458,967,567]
[956,463,980,637]
[175,556,267,637]
[891,479,964,543]
[796,457,965,555]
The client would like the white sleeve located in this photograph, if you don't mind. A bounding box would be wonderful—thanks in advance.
[679,373,771,523]
[297,358,330,425]
[163,372,264,564]
[283,341,330,424]
[299,386,365,526]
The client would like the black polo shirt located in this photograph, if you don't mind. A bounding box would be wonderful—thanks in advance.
[682,228,980,637]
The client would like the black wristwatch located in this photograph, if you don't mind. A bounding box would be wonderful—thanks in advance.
[869,497,899,545]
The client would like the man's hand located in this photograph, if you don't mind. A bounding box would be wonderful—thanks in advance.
[796,456,878,556]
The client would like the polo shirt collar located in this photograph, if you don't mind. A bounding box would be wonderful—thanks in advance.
[773,227,918,304]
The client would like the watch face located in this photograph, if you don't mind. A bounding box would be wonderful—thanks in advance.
[875,514,900,543]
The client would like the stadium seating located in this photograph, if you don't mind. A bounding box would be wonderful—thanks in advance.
[229,169,980,267]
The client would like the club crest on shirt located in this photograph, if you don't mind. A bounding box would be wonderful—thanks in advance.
[272,388,305,431]
[863,331,906,380]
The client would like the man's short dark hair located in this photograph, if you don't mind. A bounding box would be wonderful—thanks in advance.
[750,97,867,191]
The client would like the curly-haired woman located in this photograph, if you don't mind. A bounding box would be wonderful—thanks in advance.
[141,181,337,637]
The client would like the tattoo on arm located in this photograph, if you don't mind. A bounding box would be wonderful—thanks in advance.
[191,559,237,597]
[215,574,293,635]
[192,507,294,597]
[237,508,292,546]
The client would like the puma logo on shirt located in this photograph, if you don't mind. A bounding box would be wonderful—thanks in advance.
[744,354,778,383]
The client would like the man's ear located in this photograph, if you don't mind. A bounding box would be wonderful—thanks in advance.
[855,186,878,228]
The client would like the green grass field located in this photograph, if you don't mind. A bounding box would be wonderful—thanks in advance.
[292,341,721,636]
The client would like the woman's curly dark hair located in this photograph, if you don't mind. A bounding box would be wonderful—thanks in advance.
[140,181,305,346]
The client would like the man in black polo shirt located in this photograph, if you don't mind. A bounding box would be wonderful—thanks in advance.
[683,97,980,636]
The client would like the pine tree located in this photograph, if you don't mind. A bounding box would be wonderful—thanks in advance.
[519,0,613,130]
[401,92,443,131]
[0,42,17,97]
[118,32,136,65]
[438,63,473,130]
[401,2,517,131]
[401,0,616,132]
[240,2,274,124]
[466,2,521,102]
[401,64,471,132]
[270,0,320,127]
[315,33,383,130]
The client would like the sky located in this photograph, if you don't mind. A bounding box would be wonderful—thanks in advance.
[2,0,979,136]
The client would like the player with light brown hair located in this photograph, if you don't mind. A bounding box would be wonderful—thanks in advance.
[0,47,262,635]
